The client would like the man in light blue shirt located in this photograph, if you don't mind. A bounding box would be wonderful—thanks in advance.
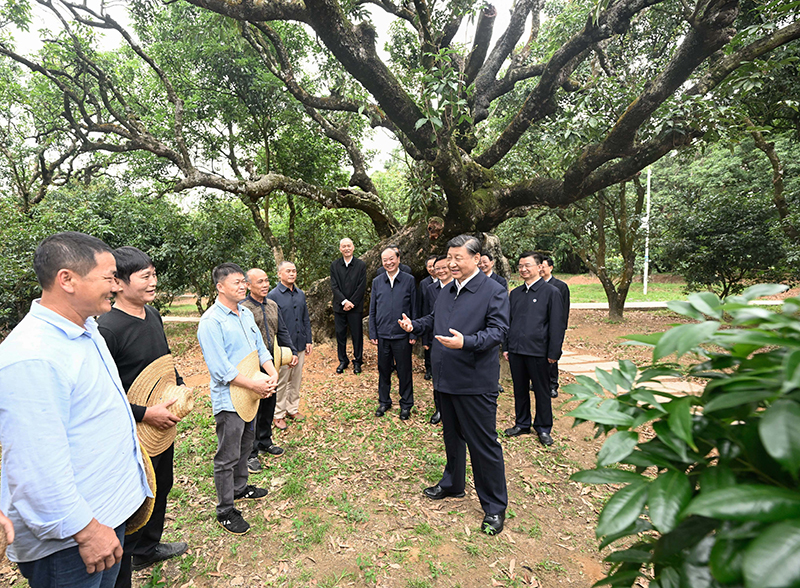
[0,232,151,588]
[197,263,278,535]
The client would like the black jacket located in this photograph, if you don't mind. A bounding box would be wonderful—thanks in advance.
[369,270,417,340]
[330,257,367,313]
[547,276,570,329]
[505,279,565,360]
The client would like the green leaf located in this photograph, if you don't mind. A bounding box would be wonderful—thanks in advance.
[571,468,646,485]
[652,567,680,588]
[683,485,800,522]
[704,389,776,413]
[783,349,800,392]
[597,431,640,466]
[630,389,667,412]
[637,366,682,383]
[739,283,788,301]
[414,117,428,130]
[597,482,650,538]
[610,367,633,391]
[598,519,652,551]
[743,519,800,587]
[652,421,689,463]
[699,466,736,494]
[667,300,706,320]
[759,399,800,476]
[687,292,723,319]
[709,538,744,584]
[596,368,620,395]
[654,322,720,361]
[604,548,652,563]
[648,470,693,533]
[667,397,696,451]
[568,404,635,427]
[624,332,663,346]
[575,375,607,396]
[562,382,604,400]
[617,360,638,385]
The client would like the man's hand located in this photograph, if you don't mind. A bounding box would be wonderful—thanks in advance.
[73,518,122,574]
[435,329,464,349]
[503,351,509,361]
[397,313,413,333]
[548,358,557,364]
[409,339,416,345]
[0,509,14,545]
[306,344,313,356]
[250,375,276,398]
[424,345,430,351]
[370,339,378,345]
[142,399,180,430]
[289,354,299,368]
[343,300,354,311]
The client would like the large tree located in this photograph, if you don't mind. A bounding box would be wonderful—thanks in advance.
[1,0,798,329]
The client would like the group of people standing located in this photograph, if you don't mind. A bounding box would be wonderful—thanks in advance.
[0,230,569,588]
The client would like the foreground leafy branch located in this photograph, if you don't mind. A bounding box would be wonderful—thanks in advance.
[567,284,800,587]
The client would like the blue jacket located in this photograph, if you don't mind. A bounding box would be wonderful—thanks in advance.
[488,271,508,291]
[268,283,312,351]
[505,279,565,360]
[412,271,509,395]
[369,270,417,340]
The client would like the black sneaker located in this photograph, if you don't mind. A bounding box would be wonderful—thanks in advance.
[263,444,284,456]
[247,457,262,474]
[234,484,269,500]
[217,509,250,535]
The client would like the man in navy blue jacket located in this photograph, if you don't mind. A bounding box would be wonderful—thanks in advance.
[422,255,452,424]
[541,255,570,398]
[369,247,417,419]
[399,235,510,535]
[419,255,439,380]
[503,251,565,447]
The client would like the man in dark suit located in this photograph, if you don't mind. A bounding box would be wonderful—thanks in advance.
[330,238,367,374]
[422,255,452,424]
[399,235,510,535]
[541,255,570,398]
[375,245,412,276]
[419,254,439,380]
[503,252,565,447]
[369,247,417,420]
[479,251,508,291]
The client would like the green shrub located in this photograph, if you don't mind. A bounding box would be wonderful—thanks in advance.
[567,284,800,588]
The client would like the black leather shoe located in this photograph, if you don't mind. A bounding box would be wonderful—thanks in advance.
[375,405,391,417]
[504,425,531,437]
[429,411,441,425]
[399,408,411,420]
[423,485,465,500]
[482,512,505,535]
[538,431,554,446]
[336,361,348,374]
[550,387,559,398]
[353,362,362,374]
[498,384,505,393]
[424,370,432,380]
[132,541,188,570]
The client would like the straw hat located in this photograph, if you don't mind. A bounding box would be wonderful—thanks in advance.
[126,442,156,535]
[0,523,6,562]
[229,351,268,422]
[127,354,194,456]
[272,338,295,369]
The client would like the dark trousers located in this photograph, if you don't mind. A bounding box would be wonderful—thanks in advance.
[509,353,552,433]
[432,389,441,413]
[438,391,507,515]
[19,524,125,588]
[116,445,174,588]
[549,361,560,391]
[377,337,414,409]
[250,393,276,459]
[335,310,363,364]
[214,411,254,516]
[424,347,432,373]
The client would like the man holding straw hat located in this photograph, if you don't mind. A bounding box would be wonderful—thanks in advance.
[97,246,190,584]
[0,232,151,588]
[197,263,279,535]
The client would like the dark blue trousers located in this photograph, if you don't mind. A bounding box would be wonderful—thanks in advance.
[377,338,414,409]
[438,391,508,516]
[549,360,560,391]
[335,311,363,364]
[509,353,553,433]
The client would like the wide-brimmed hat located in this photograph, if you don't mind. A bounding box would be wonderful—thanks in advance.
[272,338,294,368]
[127,354,194,456]
[126,442,156,535]
[229,350,269,422]
[0,523,6,562]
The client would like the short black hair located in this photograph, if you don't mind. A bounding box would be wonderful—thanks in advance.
[480,250,494,261]
[34,231,113,290]
[447,234,482,255]
[212,262,245,286]
[542,255,554,268]
[113,246,154,284]
[427,254,438,263]
[434,255,448,264]
[518,250,543,264]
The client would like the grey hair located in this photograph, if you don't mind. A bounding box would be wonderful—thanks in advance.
[277,260,296,272]
[446,234,482,256]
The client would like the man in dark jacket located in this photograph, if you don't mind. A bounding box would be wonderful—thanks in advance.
[242,268,298,474]
[503,252,565,447]
[369,247,417,419]
[479,251,508,291]
[421,255,452,424]
[399,235,510,535]
[330,238,367,374]
[419,254,439,379]
[541,255,570,398]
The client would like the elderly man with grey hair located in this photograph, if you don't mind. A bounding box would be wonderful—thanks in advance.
[268,261,313,430]
[399,234,510,535]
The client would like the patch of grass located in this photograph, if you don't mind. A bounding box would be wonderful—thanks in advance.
[534,559,567,575]
[527,518,543,539]
[292,513,330,548]
[406,579,433,588]
[162,322,199,357]
[568,281,686,303]
[328,492,370,523]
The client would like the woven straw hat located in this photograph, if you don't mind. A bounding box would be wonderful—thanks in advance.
[272,338,294,368]
[126,442,156,535]
[127,354,194,456]
[229,351,269,422]
[0,523,6,562]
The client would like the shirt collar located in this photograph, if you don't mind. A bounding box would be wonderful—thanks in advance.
[214,298,241,315]
[454,268,481,295]
[246,294,266,306]
[278,282,294,293]
[343,257,353,267]
[29,299,93,340]
[525,277,542,292]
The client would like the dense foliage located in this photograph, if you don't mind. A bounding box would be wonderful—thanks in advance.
[568,285,800,587]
